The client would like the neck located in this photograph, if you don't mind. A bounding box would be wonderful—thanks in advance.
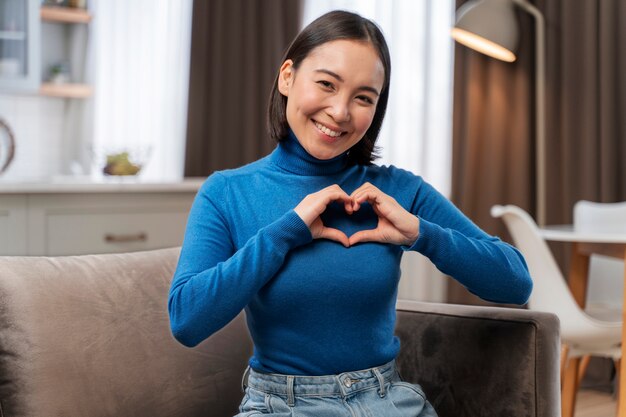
[270,130,349,176]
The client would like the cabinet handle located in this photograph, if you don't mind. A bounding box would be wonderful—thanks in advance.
[104,232,148,243]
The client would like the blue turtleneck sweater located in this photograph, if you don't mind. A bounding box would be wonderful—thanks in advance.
[168,132,532,375]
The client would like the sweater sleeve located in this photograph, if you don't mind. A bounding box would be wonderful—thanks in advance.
[402,178,532,305]
[168,173,312,347]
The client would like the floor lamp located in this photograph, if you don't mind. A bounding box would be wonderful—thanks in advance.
[451,0,546,226]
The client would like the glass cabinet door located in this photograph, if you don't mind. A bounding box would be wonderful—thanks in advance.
[0,0,39,92]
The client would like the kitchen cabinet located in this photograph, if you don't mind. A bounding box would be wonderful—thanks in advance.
[0,179,203,256]
[0,194,27,254]
[0,1,92,97]
[0,0,40,92]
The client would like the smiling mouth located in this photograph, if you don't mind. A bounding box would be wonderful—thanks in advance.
[313,120,345,138]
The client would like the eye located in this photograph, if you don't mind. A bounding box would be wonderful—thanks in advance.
[317,80,334,90]
[356,95,375,105]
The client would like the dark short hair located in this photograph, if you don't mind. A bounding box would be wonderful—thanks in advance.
[267,10,391,165]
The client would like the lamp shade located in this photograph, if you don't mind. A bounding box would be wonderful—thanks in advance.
[452,0,519,62]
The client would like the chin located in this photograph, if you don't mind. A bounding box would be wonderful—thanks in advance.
[309,147,342,160]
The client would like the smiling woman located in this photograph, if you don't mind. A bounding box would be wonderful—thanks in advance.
[168,10,532,417]
[277,39,384,160]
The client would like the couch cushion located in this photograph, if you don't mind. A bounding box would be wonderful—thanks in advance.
[0,247,252,417]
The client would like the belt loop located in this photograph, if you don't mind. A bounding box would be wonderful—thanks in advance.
[286,375,295,407]
[241,366,251,393]
[373,367,386,398]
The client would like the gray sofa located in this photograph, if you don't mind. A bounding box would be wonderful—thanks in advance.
[0,247,560,416]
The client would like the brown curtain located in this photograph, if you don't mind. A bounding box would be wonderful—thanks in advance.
[184,0,302,176]
[449,0,626,305]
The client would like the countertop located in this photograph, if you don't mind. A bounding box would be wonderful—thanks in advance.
[0,176,206,194]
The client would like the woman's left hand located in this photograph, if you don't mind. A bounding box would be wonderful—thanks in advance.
[348,182,420,247]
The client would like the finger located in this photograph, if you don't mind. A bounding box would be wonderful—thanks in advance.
[296,185,354,226]
[319,227,350,247]
[331,194,355,215]
[325,184,351,197]
[350,182,375,197]
[352,189,382,212]
[348,229,379,246]
[323,186,353,208]
[327,191,354,215]
[353,189,380,204]
[345,199,354,215]
[350,185,370,207]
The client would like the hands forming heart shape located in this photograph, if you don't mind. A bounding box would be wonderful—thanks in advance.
[293,183,420,248]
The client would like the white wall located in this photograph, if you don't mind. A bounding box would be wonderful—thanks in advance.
[0,94,72,181]
[0,18,91,182]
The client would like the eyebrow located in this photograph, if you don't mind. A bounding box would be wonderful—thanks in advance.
[314,68,380,96]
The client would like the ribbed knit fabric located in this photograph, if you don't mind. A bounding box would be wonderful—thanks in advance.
[168,131,533,375]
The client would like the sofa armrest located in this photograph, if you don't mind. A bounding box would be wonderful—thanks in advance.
[395,300,560,417]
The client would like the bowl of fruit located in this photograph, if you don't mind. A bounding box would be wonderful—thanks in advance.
[93,146,152,177]
[103,151,142,176]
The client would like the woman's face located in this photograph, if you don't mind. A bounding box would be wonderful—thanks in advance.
[278,40,385,160]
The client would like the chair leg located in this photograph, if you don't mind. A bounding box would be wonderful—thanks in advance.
[561,345,570,388]
[562,357,582,417]
[577,355,591,385]
[615,358,621,417]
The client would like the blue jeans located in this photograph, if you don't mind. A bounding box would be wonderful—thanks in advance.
[235,360,438,416]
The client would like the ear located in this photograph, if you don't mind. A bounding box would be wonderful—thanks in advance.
[277,59,294,96]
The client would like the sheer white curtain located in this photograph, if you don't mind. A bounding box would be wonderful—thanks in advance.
[89,0,193,181]
[303,0,455,302]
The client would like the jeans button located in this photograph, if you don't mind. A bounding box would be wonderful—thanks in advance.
[344,378,352,388]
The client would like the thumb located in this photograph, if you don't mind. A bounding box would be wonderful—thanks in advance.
[348,229,379,246]
[318,226,350,248]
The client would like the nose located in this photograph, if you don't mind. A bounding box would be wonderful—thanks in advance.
[327,96,351,123]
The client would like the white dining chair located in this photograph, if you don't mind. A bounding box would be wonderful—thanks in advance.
[574,200,626,317]
[491,204,622,417]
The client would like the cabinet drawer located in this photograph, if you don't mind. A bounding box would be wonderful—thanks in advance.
[0,195,28,255]
[44,210,189,255]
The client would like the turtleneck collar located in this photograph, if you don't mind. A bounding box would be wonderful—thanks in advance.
[270,130,350,176]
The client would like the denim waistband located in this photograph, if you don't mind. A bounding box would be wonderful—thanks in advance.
[242,359,398,404]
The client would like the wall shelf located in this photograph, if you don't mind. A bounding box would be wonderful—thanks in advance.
[39,6,93,99]
[40,6,92,24]
[40,82,92,98]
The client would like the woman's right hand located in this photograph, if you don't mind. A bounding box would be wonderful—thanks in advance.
[294,184,353,247]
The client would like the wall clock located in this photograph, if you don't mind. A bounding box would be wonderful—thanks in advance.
[0,118,15,175]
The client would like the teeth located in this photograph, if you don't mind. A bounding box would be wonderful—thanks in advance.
[315,122,343,138]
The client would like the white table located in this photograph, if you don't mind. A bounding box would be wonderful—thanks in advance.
[539,225,626,416]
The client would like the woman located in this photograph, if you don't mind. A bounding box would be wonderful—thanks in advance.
[169,10,532,417]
